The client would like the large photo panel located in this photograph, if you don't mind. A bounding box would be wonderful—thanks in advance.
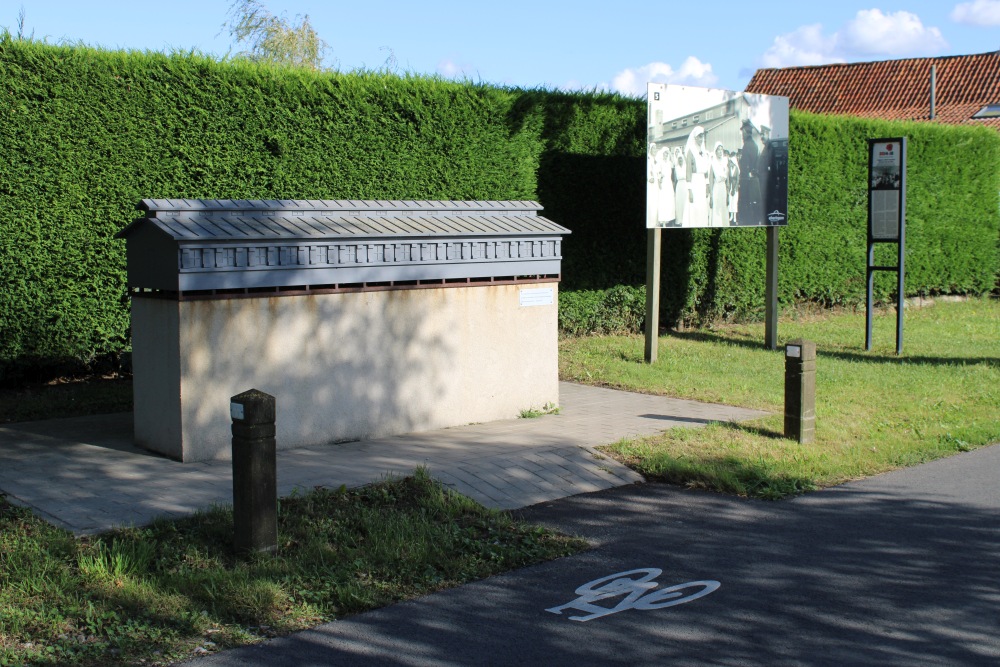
[647,83,789,229]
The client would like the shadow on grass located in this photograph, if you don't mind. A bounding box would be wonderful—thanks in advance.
[606,423,815,501]
[666,329,999,369]
[637,414,741,427]
[714,419,786,440]
[628,452,818,500]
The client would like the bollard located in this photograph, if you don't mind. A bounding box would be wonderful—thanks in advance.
[784,339,816,444]
[231,388,277,554]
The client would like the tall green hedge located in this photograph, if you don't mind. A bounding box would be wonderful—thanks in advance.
[1,37,997,377]
[0,38,547,378]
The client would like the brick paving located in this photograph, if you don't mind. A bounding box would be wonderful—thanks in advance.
[0,383,768,535]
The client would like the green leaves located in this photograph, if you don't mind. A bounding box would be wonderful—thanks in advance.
[1,37,997,376]
[559,285,646,336]
[0,39,541,376]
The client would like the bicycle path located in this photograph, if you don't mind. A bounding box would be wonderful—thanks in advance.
[179,442,1000,666]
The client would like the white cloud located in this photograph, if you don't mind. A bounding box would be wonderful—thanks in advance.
[609,57,718,96]
[841,9,947,55]
[760,24,842,68]
[951,0,1000,26]
[759,9,948,69]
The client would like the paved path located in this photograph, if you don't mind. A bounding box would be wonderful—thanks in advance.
[180,443,1000,666]
[0,382,767,535]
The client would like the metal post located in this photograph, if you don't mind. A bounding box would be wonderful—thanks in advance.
[930,64,936,121]
[784,339,816,444]
[765,226,779,350]
[896,138,907,356]
[231,388,277,555]
[896,234,905,356]
[865,243,874,351]
[644,228,661,363]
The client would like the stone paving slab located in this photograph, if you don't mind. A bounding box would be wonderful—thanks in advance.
[0,383,768,535]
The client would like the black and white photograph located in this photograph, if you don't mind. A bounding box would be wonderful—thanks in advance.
[646,83,789,229]
[870,141,902,190]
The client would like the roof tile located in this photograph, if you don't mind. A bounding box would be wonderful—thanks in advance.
[746,51,1000,130]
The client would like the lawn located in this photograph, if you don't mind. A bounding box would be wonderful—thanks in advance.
[0,471,585,666]
[560,297,1000,499]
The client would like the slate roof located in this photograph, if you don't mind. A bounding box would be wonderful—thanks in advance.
[745,51,1000,130]
[119,199,570,241]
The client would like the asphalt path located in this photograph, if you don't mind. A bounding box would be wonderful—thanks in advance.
[180,444,1000,666]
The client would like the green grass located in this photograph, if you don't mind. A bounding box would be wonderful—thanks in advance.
[0,470,586,666]
[560,298,1000,499]
[519,402,560,419]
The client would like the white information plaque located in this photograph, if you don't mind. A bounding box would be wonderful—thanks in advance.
[519,287,554,307]
[870,190,900,240]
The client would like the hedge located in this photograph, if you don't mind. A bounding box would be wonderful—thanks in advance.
[1,36,997,375]
[0,38,548,379]
[558,285,646,336]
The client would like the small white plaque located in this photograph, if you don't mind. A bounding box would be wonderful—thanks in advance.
[786,345,801,358]
[230,402,245,420]
[520,287,554,307]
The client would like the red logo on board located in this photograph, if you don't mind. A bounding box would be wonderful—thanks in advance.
[886,143,893,151]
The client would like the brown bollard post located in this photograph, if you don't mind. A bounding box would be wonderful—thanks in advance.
[231,389,277,554]
[784,339,816,444]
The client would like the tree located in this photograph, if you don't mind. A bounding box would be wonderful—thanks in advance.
[223,0,330,71]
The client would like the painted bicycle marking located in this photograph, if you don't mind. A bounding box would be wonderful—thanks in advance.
[545,568,720,622]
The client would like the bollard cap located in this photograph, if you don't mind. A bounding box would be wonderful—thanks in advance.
[230,388,276,425]
[785,339,816,360]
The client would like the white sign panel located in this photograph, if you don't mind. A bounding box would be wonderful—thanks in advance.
[647,83,789,229]
[871,191,900,240]
[520,287,554,307]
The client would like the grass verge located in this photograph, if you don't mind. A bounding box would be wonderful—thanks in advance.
[0,470,586,666]
[560,297,999,499]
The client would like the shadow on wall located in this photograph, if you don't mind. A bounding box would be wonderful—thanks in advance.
[148,283,557,461]
[177,291,451,460]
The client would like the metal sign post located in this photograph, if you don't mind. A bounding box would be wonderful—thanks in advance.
[865,137,907,354]
[644,228,661,363]
[765,226,779,350]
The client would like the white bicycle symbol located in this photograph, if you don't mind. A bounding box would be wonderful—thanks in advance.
[545,568,720,622]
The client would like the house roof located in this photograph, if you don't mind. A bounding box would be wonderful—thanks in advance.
[118,199,570,241]
[745,51,1000,130]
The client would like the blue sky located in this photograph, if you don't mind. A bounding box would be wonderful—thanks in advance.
[5,1,999,94]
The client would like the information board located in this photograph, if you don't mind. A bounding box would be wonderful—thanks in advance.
[646,84,789,229]
[865,137,907,354]
[868,139,905,241]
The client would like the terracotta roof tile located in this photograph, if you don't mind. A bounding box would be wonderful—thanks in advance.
[746,52,1000,130]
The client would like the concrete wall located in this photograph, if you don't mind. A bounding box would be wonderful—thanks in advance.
[131,283,559,461]
[131,297,183,456]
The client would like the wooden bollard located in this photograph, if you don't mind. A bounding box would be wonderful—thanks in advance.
[230,389,277,554]
[784,340,816,444]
